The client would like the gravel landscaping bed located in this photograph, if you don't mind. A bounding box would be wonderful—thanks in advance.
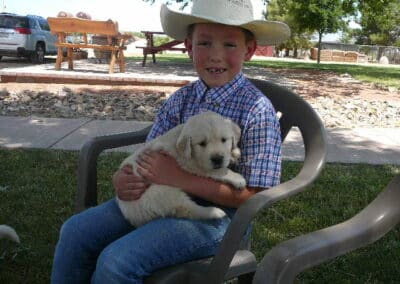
[0,68,399,128]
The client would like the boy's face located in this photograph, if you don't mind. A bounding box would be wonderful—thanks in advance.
[185,23,257,88]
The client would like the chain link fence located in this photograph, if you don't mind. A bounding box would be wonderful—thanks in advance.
[320,42,400,64]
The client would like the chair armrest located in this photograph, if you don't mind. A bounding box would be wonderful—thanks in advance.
[76,125,153,212]
[253,175,400,284]
[204,171,324,283]
[202,117,327,284]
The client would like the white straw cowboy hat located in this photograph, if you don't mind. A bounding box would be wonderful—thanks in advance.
[160,0,290,46]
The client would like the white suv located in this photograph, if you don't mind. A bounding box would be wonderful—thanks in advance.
[0,13,57,63]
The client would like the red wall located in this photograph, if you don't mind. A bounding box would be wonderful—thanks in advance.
[254,46,275,57]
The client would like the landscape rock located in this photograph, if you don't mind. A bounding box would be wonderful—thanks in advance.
[0,85,399,128]
[0,67,399,129]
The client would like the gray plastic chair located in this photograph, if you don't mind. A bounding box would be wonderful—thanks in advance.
[253,174,400,284]
[76,78,327,283]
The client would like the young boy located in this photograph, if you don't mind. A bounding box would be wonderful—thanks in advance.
[51,0,290,283]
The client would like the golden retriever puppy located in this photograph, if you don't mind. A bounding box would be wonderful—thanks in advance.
[117,111,246,227]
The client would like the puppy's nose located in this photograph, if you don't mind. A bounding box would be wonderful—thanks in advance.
[211,155,224,169]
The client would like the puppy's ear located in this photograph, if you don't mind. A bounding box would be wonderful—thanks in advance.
[176,134,192,159]
[230,122,241,161]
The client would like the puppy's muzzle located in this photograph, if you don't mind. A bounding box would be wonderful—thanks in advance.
[211,154,224,169]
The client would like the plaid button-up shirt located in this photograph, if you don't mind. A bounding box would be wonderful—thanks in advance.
[147,72,281,188]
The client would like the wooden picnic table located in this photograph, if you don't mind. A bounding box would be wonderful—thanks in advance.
[48,17,132,73]
[138,31,187,66]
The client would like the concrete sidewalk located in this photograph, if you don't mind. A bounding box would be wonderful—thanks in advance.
[1,115,399,165]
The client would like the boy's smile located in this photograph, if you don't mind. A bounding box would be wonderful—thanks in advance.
[207,68,226,74]
[185,23,256,88]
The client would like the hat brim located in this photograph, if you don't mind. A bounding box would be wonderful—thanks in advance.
[160,4,290,46]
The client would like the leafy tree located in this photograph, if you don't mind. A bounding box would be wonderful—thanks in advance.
[143,0,270,8]
[352,0,400,46]
[142,0,191,9]
[267,0,314,58]
[286,0,349,63]
[153,35,174,47]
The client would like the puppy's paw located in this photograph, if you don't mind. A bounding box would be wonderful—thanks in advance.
[230,175,247,189]
[208,207,226,219]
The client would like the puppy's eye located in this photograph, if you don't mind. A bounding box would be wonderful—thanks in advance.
[221,137,227,143]
[199,141,207,147]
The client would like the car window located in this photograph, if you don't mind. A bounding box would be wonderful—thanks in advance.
[16,17,29,28]
[0,17,7,28]
[0,15,28,28]
[38,18,50,31]
[29,18,39,29]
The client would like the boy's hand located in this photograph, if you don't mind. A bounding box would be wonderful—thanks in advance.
[113,164,150,201]
[137,151,186,187]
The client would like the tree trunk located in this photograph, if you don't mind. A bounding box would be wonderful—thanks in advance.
[377,46,385,61]
[317,31,323,64]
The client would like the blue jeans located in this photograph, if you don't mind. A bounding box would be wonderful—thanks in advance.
[51,198,233,284]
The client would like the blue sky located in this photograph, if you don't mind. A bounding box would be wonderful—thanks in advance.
[3,0,265,32]
[3,0,169,32]
[3,0,340,41]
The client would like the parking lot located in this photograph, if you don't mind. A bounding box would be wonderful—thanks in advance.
[0,56,57,69]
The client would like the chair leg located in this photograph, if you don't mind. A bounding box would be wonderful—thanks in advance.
[237,272,254,284]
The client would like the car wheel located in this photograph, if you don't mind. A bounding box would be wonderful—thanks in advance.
[0,56,2,61]
[31,43,45,64]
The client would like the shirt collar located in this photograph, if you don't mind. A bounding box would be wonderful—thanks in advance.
[194,72,246,104]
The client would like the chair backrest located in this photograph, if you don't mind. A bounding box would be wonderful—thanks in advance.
[249,78,327,184]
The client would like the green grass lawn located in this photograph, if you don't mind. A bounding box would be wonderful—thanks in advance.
[128,54,400,89]
[0,148,399,283]
[248,58,400,90]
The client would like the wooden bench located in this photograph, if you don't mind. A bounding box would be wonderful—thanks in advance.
[138,31,186,66]
[47,17,132,73]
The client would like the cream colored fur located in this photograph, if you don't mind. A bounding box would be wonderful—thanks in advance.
[117,111,246,227]
[0,225,20,243]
